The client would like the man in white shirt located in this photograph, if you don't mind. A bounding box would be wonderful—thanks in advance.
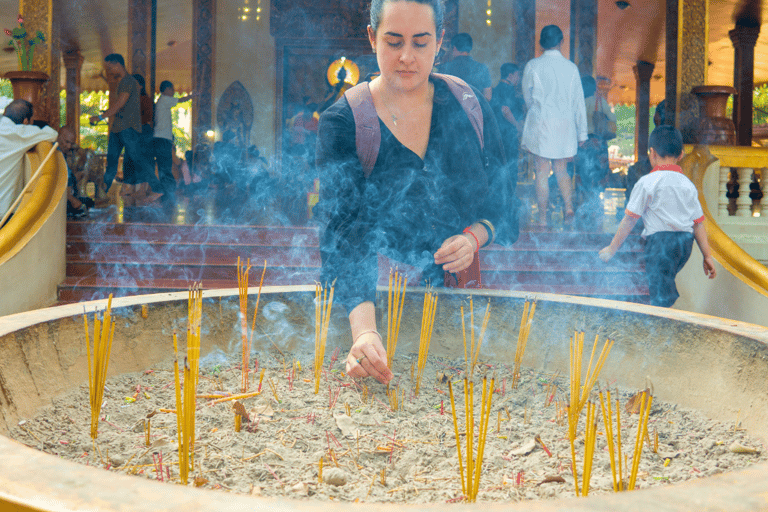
[0,99,58,223]
[154,81,193,199]
[521,25,588,226]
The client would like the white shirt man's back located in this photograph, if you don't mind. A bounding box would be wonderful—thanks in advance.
[0,117,57,218]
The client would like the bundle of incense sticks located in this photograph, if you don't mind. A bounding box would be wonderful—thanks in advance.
[415,289,438,395]
[84,294,116,440]
[314,282,335,395]
[460,297,491,378]
[580,401,599,496]
[174,283,203,485]
[599,389,623,491]
[512,297,536,388]
[628,391,653,490]
[568,330,614,496]
[236,257,267,393]
[448,376,494,502]
[386,269,407,369]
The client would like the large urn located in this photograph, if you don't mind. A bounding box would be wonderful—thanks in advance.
[691,85,737,145]
[4,70,49,122]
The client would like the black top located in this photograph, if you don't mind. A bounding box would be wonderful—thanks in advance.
[315,77,516,311]
[439,56,492,92]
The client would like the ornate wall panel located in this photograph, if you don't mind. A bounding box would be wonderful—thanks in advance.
[20,0,61,127]
[192,0,216,151]
[128,0,150,79]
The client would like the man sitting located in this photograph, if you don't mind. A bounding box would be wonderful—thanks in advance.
[57,126,96,218]
[0,99,58,223]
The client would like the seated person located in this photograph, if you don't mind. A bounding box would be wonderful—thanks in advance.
[57,127,96,218]
[0,99,58,223]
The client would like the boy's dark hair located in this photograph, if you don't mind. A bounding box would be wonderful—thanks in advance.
[500,63,519,78]
[649,125,683,158]
[540,25,563,50]
[160,80,173,93]
[104,53,125,67]
[3,99,33,124]
[451,33,473,52]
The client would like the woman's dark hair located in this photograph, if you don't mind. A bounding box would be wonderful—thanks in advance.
[540,25,563,50]
[581,75,597,98]
[370,0,444,35]
[133,74,147,95]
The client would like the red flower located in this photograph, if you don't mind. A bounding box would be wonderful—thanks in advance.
[4,29,11,37]
[17,15,23,24]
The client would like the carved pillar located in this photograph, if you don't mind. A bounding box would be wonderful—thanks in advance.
[19,0,61,127]
[730,25,760,146]
[634,60,654,160]
[62,50,83,140]
[664,0,679,127]
[128,0,150,80]
[192,0,216,150]
[665,0,708,139]
[679,0,708,143]
[514,0,536,66]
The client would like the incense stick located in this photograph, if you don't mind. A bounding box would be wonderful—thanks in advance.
[84,294,116,440]
[512,298,536,387]
[415,289,438,395]
[386,269,407,369]
[237,257,251,393]
[314,282,335,394]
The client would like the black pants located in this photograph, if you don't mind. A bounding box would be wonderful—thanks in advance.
[153,137,176,195]
[643,231,694,307]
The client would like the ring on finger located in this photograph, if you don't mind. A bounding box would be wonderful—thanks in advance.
[356,355,368,365]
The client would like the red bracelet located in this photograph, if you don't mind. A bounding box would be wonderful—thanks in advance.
[463,227,480,253]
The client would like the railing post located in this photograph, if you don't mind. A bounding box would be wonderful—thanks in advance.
[736,168,754,216]
[719,166,731,218]
[761,169,767,217]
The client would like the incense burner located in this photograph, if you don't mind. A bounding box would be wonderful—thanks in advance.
[1,286,767,511]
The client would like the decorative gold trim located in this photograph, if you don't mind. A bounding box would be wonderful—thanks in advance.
[680,144,768,298]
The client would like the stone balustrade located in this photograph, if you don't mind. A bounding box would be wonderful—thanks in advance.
[700,145,768,264]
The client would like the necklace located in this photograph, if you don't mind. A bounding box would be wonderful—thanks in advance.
[379,82,434,126]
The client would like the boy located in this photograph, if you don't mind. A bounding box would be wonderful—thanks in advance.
[599,125,716,307]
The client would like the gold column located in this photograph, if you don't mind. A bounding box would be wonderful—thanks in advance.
[19,0,61,127]
[677,0,708,139]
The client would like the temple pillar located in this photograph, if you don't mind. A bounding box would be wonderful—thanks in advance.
[665,0,708,140]
[634,60,654,159]
[514,0,535,66]
[18,0,61,127]
[569,0,597,76]
[127,0,150,80]
[730,25,760,146]
[62,50,83,141]
[192,0,216,150]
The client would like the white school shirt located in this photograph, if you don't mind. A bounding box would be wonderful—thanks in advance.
[0,117,57,218]
[625,164,705,238]
[154,94,180,141]
[521,49,588,159]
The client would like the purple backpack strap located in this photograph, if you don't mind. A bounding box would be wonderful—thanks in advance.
[432,73,484,150]
[344,82,380,178]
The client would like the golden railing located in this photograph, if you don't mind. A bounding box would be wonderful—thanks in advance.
[681,145,768,297]
[0,141,68,265]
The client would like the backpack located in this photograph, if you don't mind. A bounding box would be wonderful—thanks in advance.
[343,73,486,288]
[343,73,485,177]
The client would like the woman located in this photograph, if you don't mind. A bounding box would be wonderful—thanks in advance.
[315,0,514,384]
[521,25,588,226]
[575,75,615,224]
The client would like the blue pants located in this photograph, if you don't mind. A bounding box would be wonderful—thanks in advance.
[105,127,162,193]
[643,231,694,307]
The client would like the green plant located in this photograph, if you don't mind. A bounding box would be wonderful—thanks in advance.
[5,15,46,71]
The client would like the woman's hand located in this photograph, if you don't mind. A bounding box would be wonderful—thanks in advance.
[434,234,476,273]
[345,331,393,384]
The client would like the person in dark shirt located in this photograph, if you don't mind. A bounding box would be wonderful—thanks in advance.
[491,63,524,174]
[315,0,516,384]
[438,32,492,100]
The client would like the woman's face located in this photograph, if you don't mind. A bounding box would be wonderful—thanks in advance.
[368,1,444,93]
